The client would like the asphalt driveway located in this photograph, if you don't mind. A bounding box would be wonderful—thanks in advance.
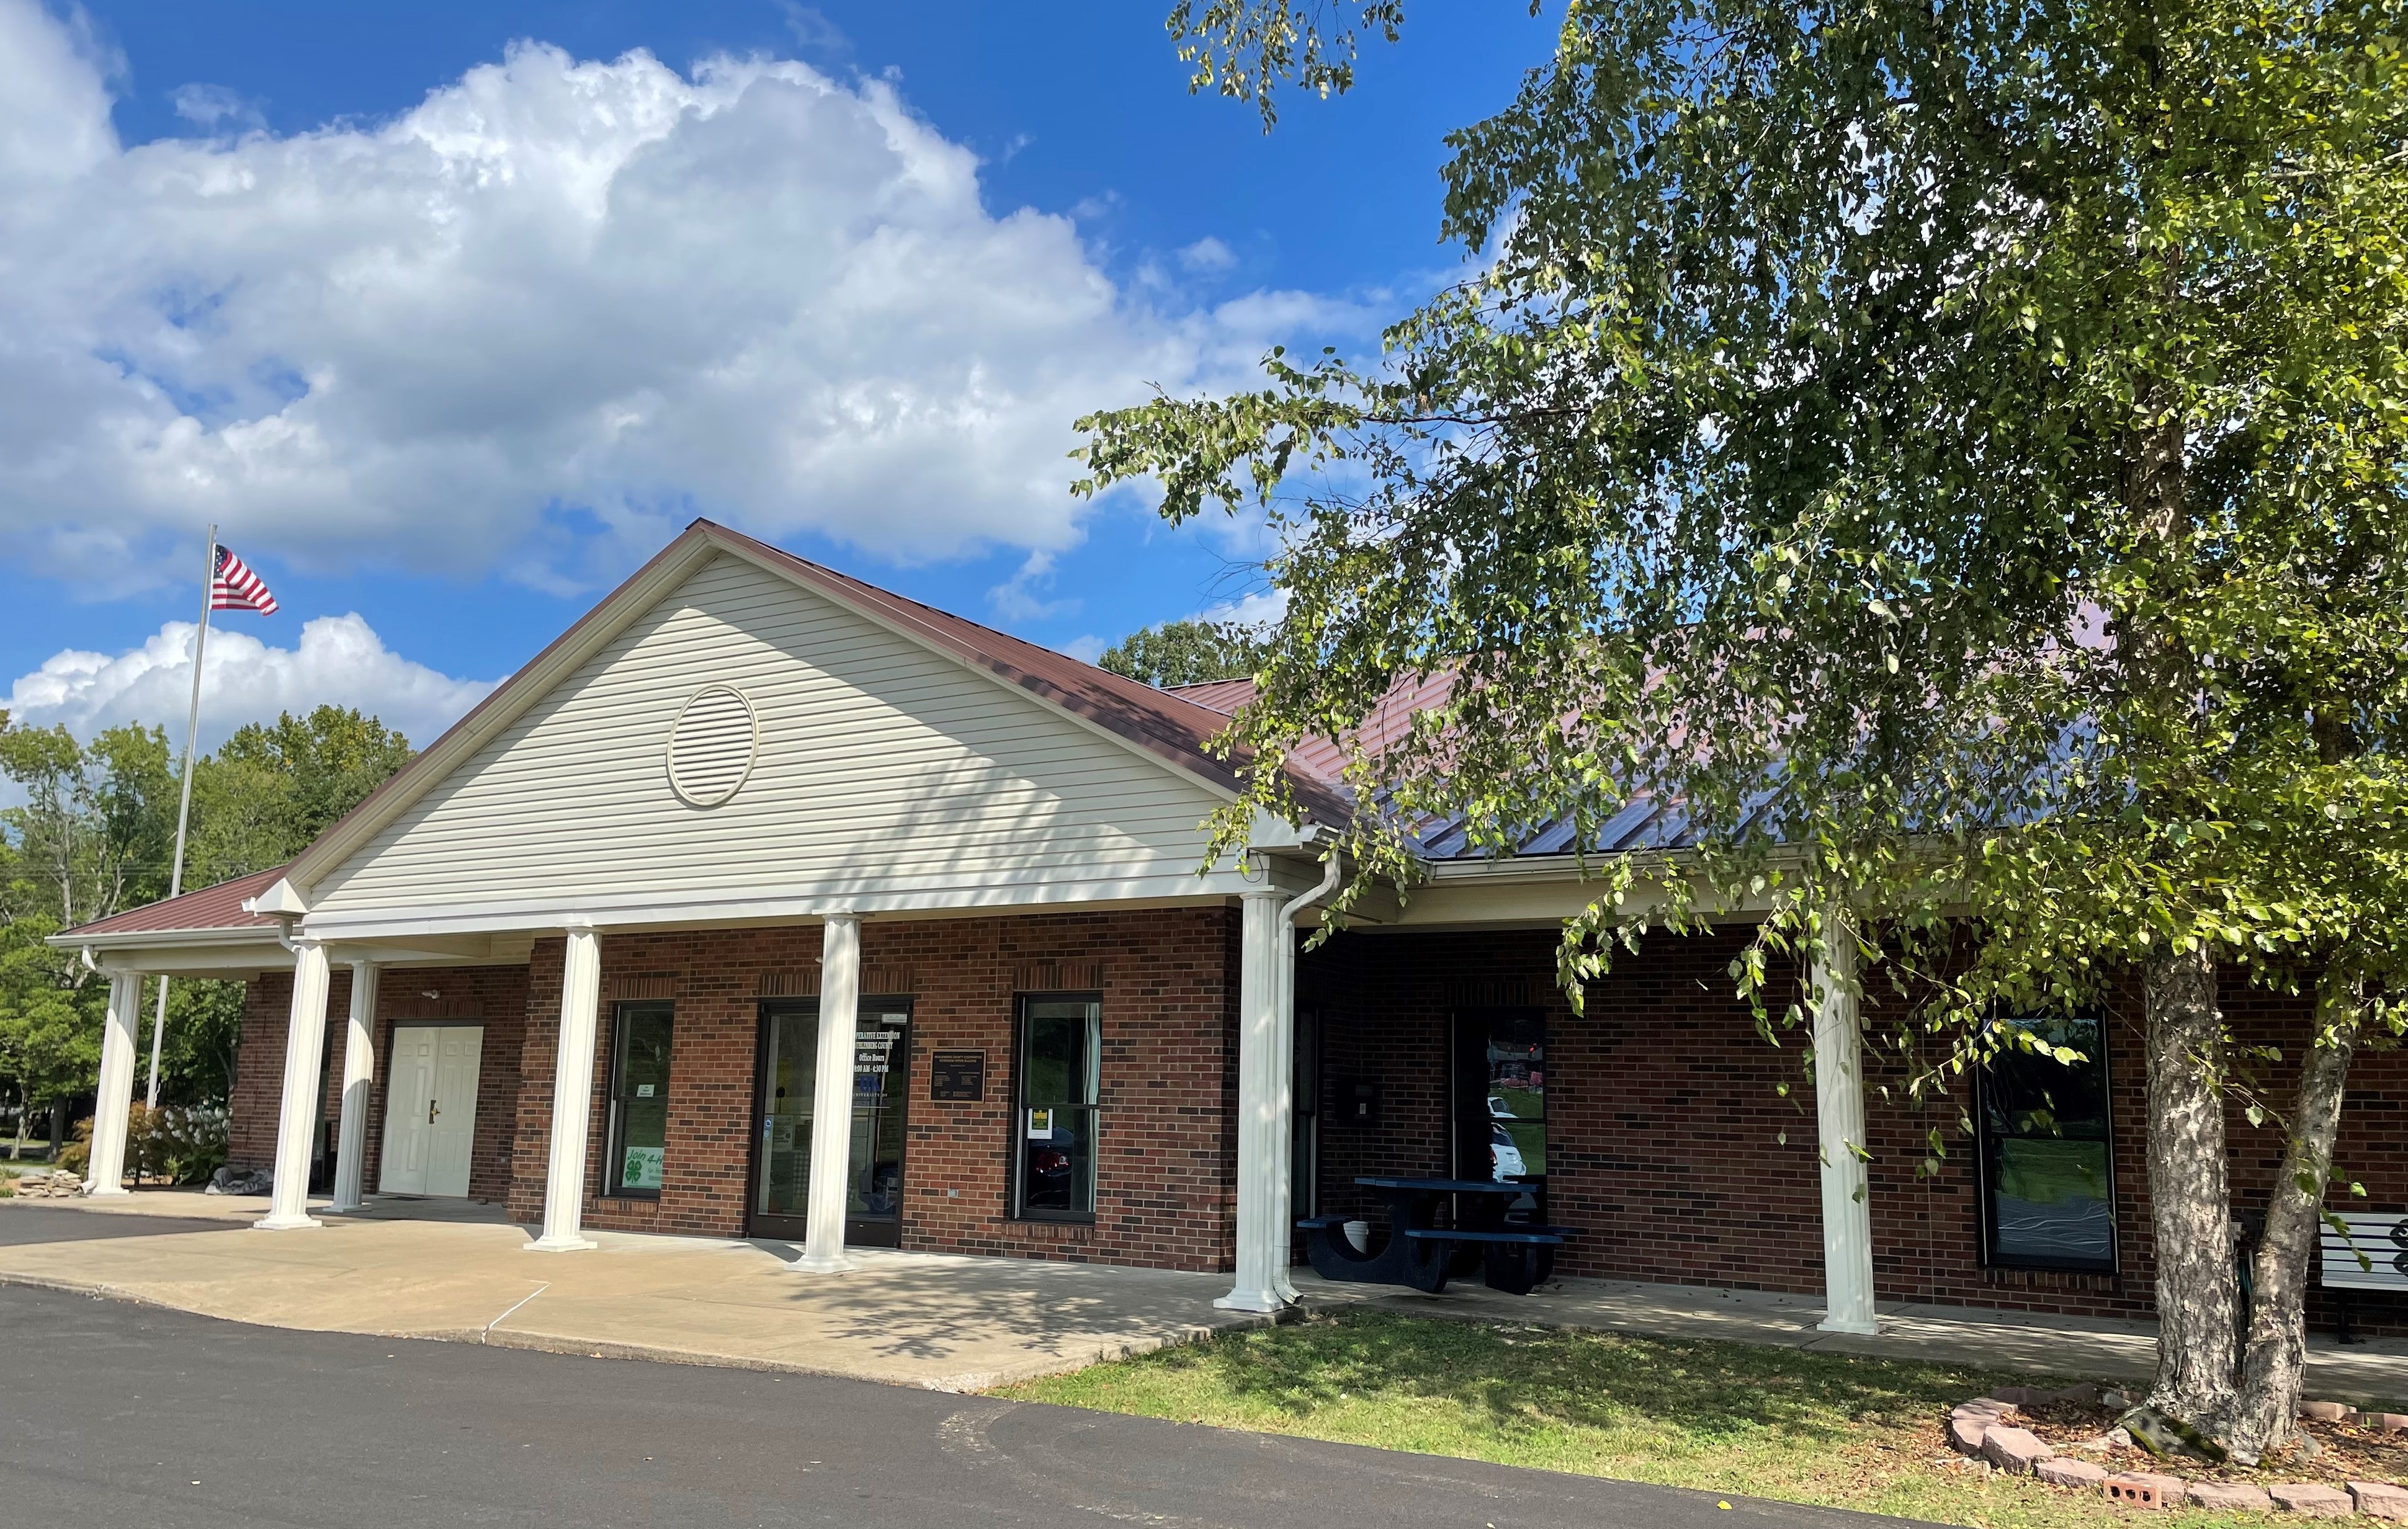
[0,1285,1905,1529]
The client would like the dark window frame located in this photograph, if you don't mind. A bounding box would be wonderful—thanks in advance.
[1974,1011,2118,1273]
[603,999,676,1201]
[1009,991,1102,1223]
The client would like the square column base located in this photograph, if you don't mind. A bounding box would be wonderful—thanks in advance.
[83,1187,130,1200]
[792,1254,855,1275]
[252,1214,323,1231]
[526,1234,598,1252]
[1817,1314,1880,1335]
[1214,1290,1287,1314]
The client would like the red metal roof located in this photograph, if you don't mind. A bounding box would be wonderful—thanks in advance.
[66,865,287,938]
[1161,679,1259,715]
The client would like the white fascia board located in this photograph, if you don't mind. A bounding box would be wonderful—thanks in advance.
[300,869,1265,942]
[50,925,285,955]
[709,537,1248,813]
[284,535,724,893]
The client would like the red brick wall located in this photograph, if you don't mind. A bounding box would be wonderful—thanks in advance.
[505,908,1242,1272]
[1301,927,2408,1334]
[231,963,526,1203]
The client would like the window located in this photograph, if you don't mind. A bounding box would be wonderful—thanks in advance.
[1014,995,1099,1219]
[606,1001,674,1198]
[1977,1012,2115,1271]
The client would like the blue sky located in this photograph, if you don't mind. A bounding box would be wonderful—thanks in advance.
[0,0,1550,751]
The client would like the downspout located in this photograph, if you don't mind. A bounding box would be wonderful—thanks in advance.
[1269,840,1343,1304]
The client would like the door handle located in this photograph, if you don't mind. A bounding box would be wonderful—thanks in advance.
[428,1100,439,1124]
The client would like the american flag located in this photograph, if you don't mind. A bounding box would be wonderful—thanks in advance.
[210,544,279,615]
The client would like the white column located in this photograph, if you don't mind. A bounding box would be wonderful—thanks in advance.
[84,972,141,1197]
[329,960,380,1213]
[530,922,603,1252]
[256,938,333,1229]
[797,912,860,1274]
[1217,889,1289,1312]
[1269,903,1301,1304]
[1813,912,1878,1334]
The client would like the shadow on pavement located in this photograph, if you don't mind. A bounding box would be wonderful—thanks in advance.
[0,1203,244,1246]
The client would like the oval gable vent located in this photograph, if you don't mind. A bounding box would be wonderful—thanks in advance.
[666,684,758,808]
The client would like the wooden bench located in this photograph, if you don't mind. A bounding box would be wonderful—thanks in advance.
[2317,1212,2408,1343]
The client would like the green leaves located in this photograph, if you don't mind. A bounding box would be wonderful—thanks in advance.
[1095,0,2408,1086]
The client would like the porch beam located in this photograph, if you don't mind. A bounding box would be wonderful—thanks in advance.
[1217,888,1289,1313]
[1812,915,1878,1334]
[84,971,141,1198]
[529,922,602,1252]
[329,959,380,1213]
[256,938,333,1230]
[797,912,861,1274]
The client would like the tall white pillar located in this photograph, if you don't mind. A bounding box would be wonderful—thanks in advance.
[530,922,602,1251]
[84,971,142,1197]
[1813,912,1878,1334]
[330,960,380,1213]
[1269,903,1301,1304]
[1217,889,1289,1312]
[256,938,333,1229]
[798,911,860,1274]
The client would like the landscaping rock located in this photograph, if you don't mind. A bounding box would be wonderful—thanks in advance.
[2103,1388,2136,1411]
[1950,1414,1995,1454]
[2304,1402,2361,1424]
[2039,1458,2110,1490]
[2269,1482,2355,1517]
[2348,1484,2408,1522]
[1982,1426,2054,1476]
[2105,1473,2185,1509]
[2375,1417,2408,1435]
[2053,1383,2103,1408]
[2189,1482,2276,1512]
[1990,1386,2039,1407]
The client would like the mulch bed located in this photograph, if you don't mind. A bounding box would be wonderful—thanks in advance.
[2007,1394,2408,1485]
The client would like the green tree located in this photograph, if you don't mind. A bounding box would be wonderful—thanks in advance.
[1098,619,1275,687]
[189,706,416,883]
[1086,0,2408,1459]
[0,705,415,1115]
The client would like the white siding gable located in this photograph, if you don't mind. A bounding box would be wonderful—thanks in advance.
[308,554,1232,921]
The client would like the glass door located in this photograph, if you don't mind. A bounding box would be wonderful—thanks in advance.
[1452,1007,1547,1221]
[750,999,913,1246]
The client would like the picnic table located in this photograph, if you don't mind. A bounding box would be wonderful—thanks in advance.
[1299,1175,1575,1296]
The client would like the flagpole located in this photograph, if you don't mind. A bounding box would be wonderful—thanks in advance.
[148,524,217,1110]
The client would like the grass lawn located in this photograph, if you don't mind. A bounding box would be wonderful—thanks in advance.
[1000,1311,2270,1529]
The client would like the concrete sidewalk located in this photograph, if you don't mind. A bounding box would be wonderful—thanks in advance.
[0,1193,1269,1391]
[11,1192,2408,1406]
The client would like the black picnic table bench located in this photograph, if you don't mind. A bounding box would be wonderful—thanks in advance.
[1299,1175,1576,1296]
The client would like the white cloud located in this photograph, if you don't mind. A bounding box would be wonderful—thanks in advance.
[1178,236,1236,273]
[0,0,1367,599]
[6,614,497,753]
[1197,587,1287,627]
[168,82,264,131]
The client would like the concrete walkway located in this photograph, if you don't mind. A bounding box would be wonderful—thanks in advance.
[10,1191,2407,1406]
[0,1193,1269,1391]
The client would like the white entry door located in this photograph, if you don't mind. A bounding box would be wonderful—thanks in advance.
[380,1025,483,1197]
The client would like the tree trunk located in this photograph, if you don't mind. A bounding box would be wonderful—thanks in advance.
[2231,978,2362,1461]
[2144,938,2239,1430]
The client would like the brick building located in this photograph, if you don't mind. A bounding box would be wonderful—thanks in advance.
[60,519,2408,1334]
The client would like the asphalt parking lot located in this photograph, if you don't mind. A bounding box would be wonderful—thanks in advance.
[0,1281,1898,1529]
